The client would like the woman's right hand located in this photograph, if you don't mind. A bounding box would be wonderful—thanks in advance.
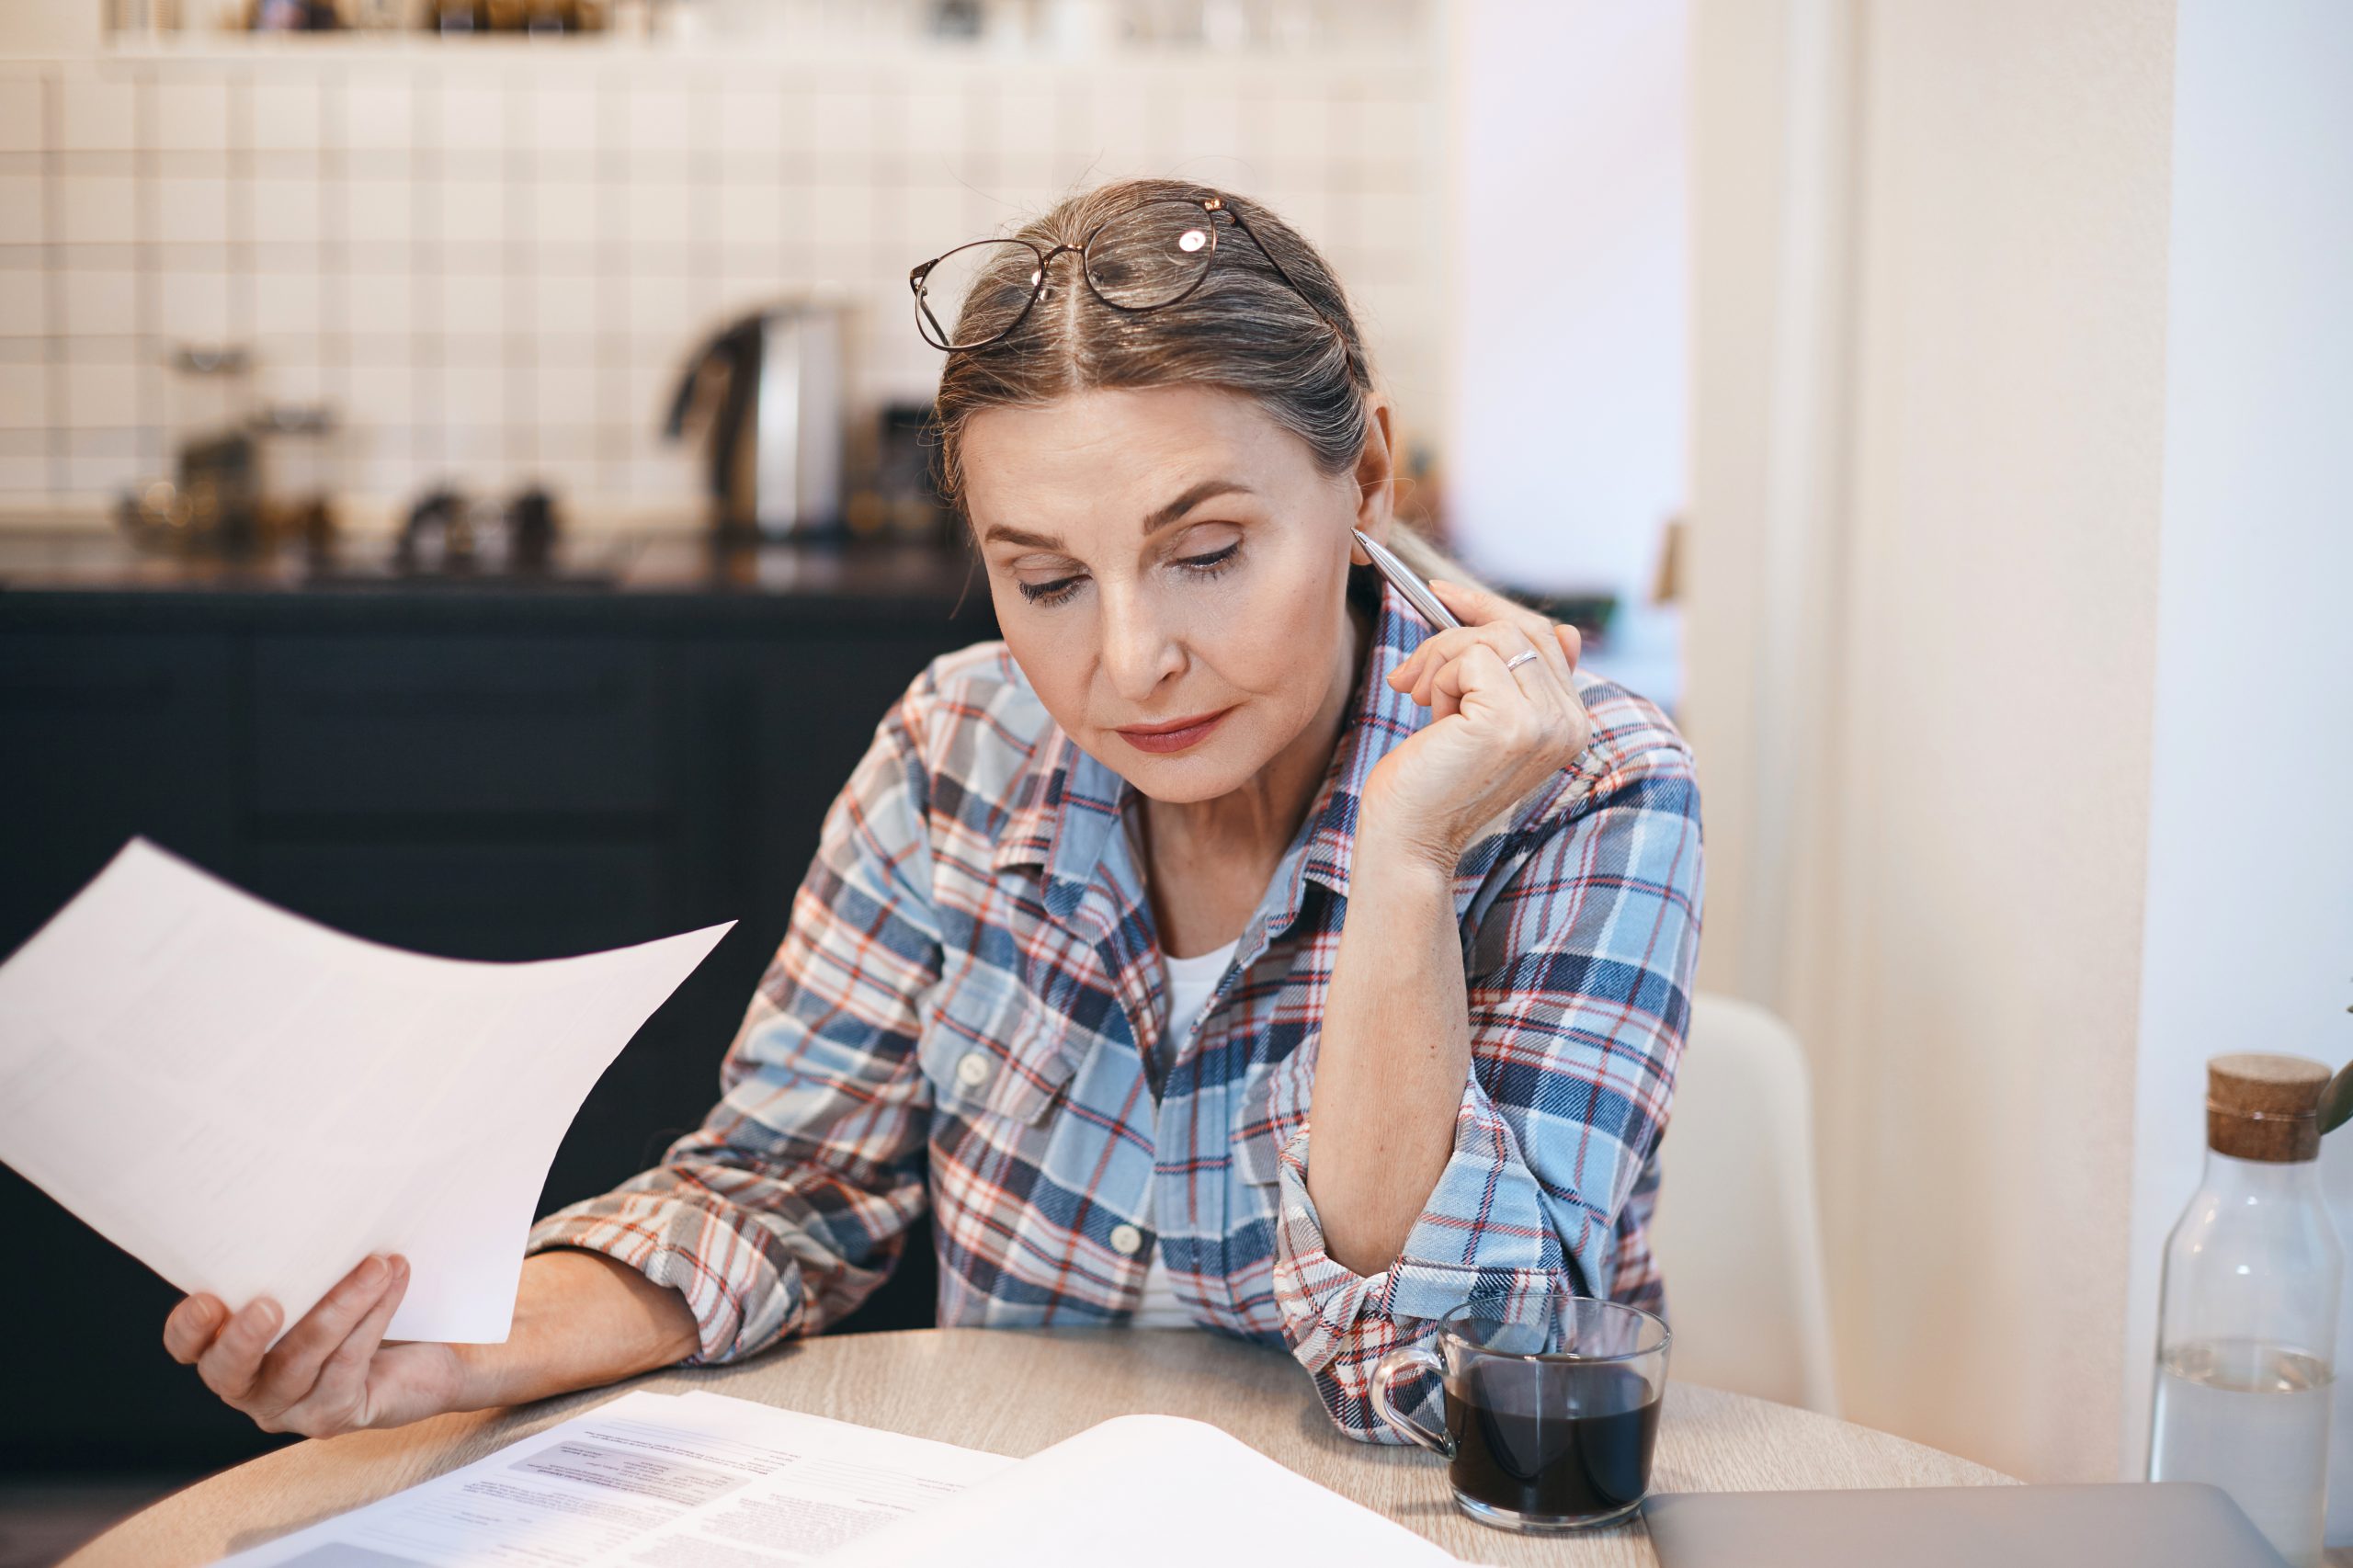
[163,1254,469,1437]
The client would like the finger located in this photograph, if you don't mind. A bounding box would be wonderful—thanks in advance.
[280,1256,410,1435]
[165,1294,230,1365]
[1404,622,1589,762]
[1428,651,1465,722]
[1430,580,1576,687]
[1425,576,1520,626]
[196,1296,283,1405]
[1407,625,1547,711]
[1426,578,1560,654]
[1403,635,1478,710]
[1429,641,1535,724]
[1415,642,1462,710]
[1393,620,1558,698]
[251,1255,395,1413]
[1393,628,1484,706]
[1523,615,1576,687]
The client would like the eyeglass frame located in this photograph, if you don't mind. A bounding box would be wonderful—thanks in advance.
[907,192,1341,353]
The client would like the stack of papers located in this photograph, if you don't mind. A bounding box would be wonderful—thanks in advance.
[0,839,733,1342]
[218,1390,1470,1567]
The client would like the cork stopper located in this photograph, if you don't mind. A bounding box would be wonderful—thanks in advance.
[2207,1052,2330,1163]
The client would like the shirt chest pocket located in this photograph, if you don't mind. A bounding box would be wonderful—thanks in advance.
[917,964,1076,1128]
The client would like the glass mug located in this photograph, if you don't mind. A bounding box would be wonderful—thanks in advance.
[1372,1297,1670,1531]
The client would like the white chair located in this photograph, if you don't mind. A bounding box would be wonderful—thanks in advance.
[1645,992,1841,1415]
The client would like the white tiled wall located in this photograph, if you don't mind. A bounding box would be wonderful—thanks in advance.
[0,41,1445,518]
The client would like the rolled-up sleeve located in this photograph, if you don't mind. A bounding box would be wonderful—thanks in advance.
[1271,732,1703,1442]
[525,670,945,1367]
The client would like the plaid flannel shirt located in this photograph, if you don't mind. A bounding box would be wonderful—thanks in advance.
[527,563,1704,1442]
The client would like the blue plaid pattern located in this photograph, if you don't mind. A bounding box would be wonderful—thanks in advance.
[527,564,1704,1442]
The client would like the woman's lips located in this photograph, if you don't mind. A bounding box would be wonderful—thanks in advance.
[1114,707,1234,755]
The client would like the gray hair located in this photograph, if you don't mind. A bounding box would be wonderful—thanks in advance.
[930,177,1482,594]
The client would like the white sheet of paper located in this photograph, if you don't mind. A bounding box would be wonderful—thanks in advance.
[204,1387,1463,1568]
[216,1389,1017,1568]
[0,838,732,1343]
[822,1412,1470,1567]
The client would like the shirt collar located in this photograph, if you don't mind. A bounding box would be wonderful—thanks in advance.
[992,562,1434,925]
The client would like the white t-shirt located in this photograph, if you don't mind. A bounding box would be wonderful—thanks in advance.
[1131,935,1241,1328]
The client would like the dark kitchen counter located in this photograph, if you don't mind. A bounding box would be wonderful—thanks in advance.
[0,528,998,634]
[1,524,997,1476]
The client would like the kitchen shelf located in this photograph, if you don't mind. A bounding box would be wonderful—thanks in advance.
[93,0,1438,66]
[89,31,1432,63]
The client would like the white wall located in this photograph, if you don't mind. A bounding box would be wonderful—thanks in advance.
[0,4,99,52]
[2121,0,2353,1528]
[0,40,1448,519]
[1442,0,1685,599]
[1687,0,2177,1483]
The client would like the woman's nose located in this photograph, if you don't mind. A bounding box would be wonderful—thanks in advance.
[1097,585,1183,699]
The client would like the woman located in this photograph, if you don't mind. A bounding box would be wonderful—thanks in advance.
[161,179,1703,1446]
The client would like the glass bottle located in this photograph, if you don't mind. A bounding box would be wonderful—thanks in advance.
[2148,1051,2343,1568]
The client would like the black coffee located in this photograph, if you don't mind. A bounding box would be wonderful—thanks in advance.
[1444,1364,1660,1520]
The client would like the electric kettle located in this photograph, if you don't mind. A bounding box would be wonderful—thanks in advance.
[664,300,847,539]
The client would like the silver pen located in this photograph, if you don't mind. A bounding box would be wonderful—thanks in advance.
[1352,527,1462,631]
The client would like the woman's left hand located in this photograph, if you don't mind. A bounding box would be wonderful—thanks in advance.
[1359,577,1591,871]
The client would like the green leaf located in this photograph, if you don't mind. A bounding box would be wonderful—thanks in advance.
[2323,1062,2353,1137]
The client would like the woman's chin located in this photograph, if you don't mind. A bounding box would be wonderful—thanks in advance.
[1116,757,1242,804]
[1104,735,1260,803]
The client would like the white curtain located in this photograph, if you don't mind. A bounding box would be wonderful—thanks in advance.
[1682,0,2177,1483]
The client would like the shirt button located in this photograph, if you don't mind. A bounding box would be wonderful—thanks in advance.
[1109,1223,1144,1256]
[955,1051,991,1088]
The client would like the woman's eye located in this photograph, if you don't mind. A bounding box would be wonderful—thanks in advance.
[1178,541,1241,577]
[1014,541,1237,608]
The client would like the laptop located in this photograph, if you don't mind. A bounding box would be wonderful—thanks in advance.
[1644,1483,2290,1567]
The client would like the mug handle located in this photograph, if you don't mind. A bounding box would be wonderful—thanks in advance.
[1370,1342,1454,1456]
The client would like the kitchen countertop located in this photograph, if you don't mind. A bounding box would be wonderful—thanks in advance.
[0,526,1679,712]
[0,528,1001,633]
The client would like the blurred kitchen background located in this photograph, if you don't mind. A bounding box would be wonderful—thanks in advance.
[4,2,2350,1566]
[0,0,1684,699]
[0,5,1687,1561]
[2,6,1447,526]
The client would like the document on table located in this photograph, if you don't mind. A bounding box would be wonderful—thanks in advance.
[822,1411,1467,1568]
[215,1391,1468,1568]
[217,1391,1019,1568]
[0,837,733,1343]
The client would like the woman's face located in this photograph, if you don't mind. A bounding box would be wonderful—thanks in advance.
[961,384,1385,805]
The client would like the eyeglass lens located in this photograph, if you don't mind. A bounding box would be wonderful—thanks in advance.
[914,200,1221,350]
[1081,199,1219,310]
[915,240,1040,350]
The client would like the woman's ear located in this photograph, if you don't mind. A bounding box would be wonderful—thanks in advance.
[1337,395,1395,566]
[1350,396,1397,539]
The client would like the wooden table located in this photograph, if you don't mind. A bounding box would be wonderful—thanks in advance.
[68,1328,2012,1567]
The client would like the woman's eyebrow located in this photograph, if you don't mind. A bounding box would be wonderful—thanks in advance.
[979,479,1256,552]
[1142,478,1254,536]
[979,523,1064,550]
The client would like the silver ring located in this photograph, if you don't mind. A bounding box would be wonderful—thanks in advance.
[1503,648,1539,674]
